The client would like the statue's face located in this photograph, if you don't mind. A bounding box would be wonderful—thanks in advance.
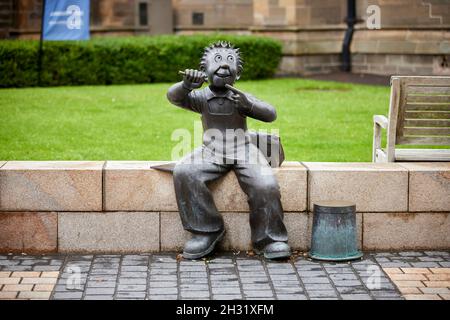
[204,48,240,88]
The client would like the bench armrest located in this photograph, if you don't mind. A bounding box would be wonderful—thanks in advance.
[373,115,388,129]
[372,115,388,162]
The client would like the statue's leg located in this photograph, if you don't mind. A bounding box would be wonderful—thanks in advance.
[234,147,289,258]
[173,148,229,234]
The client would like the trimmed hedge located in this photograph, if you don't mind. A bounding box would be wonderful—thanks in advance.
[0,35,282,88]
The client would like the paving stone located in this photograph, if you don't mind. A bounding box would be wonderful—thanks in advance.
[33,266,61,271]
[86,281,117,288]
[119,272,147,278]
[404,294,442,300]
[22,279,57,287]
[243,291,274,298]
[117,284,147,292]
[242,284,272,290]
[118,278,147,285]
[212,294,243,300]
[89,269,119,275]
[53,284,84,292]
[0,277,20,284]
[336,286,368,294]
[276,294,308,300]
[274,287,304,294]
[331,280,363,287]
[180,284,209,290]
[397,252,423,258]
[379,262,412,268]
[149,282,178,288]
[148,287,178,295]
[0,292,18,299]
[18,291,52,299]
[84,295,114,300]
[329,274,359,281]
[304,283,334,290]
[272,279,302,287]
[115,292,146,299]
[211,287,241,294]
[424,251,449,256]
[121,261,148,266]
[0,266,33,271]
[297,271,327,277]
[370,290,402,298]
[148,294,178,300]
[120,266,148,272]
[180,291,210,298]
[307,290,338,298]
[411,262,441,268]
[341,294,372,300]
[84,287,116,295]
[3,284,33,291]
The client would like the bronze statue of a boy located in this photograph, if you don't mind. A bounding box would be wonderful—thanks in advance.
[167,41,290,260]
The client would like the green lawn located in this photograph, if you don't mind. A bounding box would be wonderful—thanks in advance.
[0,78,391,162]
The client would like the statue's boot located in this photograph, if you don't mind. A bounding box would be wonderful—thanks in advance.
[255,241,291,260]
[183,229,225,260]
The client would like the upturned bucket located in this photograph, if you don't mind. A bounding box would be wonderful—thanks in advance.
[309,200,363,261]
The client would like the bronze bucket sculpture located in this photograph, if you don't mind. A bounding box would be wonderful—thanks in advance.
[309,200,363,261]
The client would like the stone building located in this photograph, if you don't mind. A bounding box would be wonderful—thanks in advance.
[1,0,449,76]
[0,0,173,38]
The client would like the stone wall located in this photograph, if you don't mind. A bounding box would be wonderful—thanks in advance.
[0,161,448,253]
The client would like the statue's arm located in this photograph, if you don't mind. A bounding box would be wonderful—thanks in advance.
[226,85,276,122]
[242,94,277,123]
[166,82,201,113]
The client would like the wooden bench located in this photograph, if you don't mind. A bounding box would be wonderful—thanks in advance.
[373,76,450,162]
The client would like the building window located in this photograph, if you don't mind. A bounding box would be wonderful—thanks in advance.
[192,12,204,26]
[138,2,148,26]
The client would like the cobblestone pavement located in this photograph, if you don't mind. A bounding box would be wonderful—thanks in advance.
[0,251,449,300]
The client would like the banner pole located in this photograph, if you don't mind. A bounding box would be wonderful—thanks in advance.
[38,0,46,86]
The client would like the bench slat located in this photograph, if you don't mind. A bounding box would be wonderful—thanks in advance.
[397,136,450,145]
[407,86,450,94]
[395,148,450,161]
[406,95,450,103]
[404,119,450,127]
[403,127,450,136]
[405,111,450,119]
[406,104,450,111]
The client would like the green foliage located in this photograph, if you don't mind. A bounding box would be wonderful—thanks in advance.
[0,35,282,88]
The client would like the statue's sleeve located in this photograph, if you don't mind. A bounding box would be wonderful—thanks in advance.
[242,94,277,123]
[166,82,203,114]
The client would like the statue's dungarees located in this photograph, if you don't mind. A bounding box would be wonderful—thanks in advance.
[169,85,288,249]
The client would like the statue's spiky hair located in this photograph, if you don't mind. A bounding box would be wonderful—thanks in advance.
[199,41,244,74]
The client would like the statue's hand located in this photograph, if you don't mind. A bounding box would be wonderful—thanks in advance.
[226,84,253,112]
[182,69,205,90]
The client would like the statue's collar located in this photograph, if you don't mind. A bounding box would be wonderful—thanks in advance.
[205,86,234,101]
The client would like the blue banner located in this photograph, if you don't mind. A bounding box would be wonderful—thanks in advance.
[43,0,90,40]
